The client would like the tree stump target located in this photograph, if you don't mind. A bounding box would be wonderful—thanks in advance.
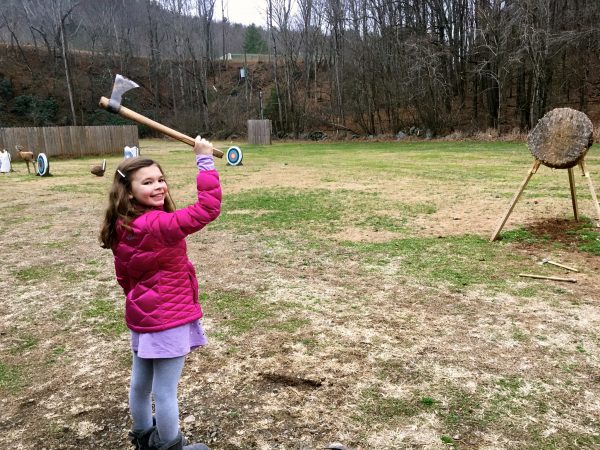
[491,108,600,241]
[528,108,593,169]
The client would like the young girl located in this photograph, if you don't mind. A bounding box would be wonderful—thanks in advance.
[100,136,221,450]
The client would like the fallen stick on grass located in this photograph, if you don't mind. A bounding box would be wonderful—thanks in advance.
[519,273,577,283]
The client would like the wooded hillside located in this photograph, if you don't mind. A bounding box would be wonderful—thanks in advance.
[1,0,600,139]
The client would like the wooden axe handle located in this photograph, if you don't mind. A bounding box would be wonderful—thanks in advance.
[519,273,577,283]
[546,260,579,272]
[99,96,224,158]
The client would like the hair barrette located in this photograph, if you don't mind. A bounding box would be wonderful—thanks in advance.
[117,169,126,178]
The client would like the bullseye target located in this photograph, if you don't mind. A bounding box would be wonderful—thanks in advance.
[226,146,243,166]
[36,153,50,176]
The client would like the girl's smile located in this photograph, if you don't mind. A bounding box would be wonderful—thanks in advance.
[129,164,168,208]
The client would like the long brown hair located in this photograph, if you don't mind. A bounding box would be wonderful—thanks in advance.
[99,157,176,249]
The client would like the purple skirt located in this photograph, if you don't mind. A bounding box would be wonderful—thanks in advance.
[131,319,208,359]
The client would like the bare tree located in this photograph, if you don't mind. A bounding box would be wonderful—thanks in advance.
[197,0,216,126]
[473,0,516,130]
[47,0,81,125]
[3,0,600,135]
[325,0,346,125]
[267,0,284,131]
[512,0,554,128]
[1,8,33,72]
[197,0,216,60]
[145,0,166,112]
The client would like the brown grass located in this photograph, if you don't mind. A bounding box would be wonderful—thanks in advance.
[1,139,599,449]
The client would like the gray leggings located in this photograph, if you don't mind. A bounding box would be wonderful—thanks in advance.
[129,352,186,442]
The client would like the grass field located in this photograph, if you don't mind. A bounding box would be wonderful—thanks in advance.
[1,138,599,449]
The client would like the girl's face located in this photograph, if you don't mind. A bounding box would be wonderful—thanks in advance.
[129,164,168,208]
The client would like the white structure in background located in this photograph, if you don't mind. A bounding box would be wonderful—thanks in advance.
[218,53,270,62]
[124,146,139,159]
[0,149,11,173]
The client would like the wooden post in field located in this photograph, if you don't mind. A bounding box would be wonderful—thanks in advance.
[248,119,272,145]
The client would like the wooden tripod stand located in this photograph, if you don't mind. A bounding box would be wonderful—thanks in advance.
[490,158,600,241]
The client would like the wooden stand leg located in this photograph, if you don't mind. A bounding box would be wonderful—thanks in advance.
[568,167,579,221]
[579,161,600,226]
[490,160,541,241]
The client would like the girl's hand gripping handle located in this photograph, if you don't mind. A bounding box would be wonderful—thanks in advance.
[194,136,214,156]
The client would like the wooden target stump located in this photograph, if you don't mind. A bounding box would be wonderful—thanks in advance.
[490,108,600,241]
[528,108,593,169]
[91,159,107,176]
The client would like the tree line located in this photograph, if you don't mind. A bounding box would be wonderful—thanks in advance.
[1,0,599,138]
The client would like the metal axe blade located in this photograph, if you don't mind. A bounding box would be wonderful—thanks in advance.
[107,74,139,113]
[99,75,224,158]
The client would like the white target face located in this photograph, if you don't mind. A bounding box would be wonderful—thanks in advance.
[226,146,243,166]
[36,153,49,176]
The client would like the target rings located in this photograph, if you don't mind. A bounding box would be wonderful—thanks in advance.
[226,146,243,166]
[36,153,50,176]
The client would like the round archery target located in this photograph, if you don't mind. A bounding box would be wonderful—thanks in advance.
[124,146,139,159]
[36,153,49,176]
[226,146,243,166]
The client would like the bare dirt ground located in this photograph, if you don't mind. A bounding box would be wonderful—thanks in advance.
[1,142,599,450]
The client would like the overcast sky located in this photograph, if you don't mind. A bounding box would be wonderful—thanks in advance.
[223,0,267,26]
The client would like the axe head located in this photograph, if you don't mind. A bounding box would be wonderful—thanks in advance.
[107,74,139,113]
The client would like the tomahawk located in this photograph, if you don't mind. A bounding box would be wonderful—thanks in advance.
[99,74,224,158]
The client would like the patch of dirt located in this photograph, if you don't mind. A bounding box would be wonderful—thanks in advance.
[519,218,596,245]
[331,227,402,243]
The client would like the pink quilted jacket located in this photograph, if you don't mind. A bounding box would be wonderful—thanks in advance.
[113,170,221,333]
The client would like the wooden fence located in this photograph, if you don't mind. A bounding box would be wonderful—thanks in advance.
[247,120,272,145]
[0,125,138,158]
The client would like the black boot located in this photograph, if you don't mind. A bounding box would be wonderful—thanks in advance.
[128,426,155,450]
[148,430,211,450]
